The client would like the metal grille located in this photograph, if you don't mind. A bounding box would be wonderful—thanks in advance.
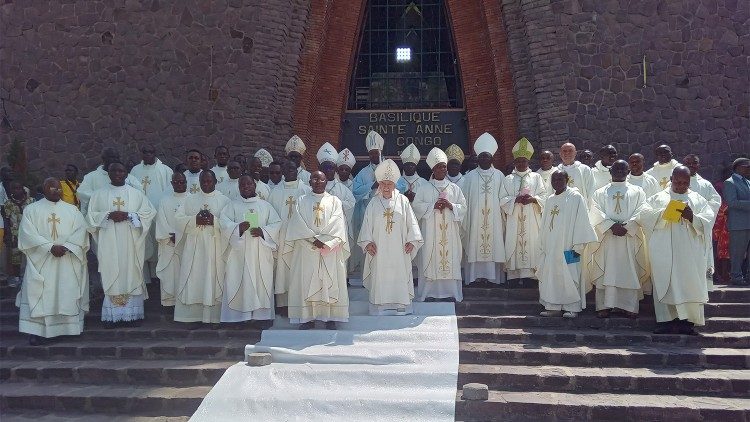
[348,0,463,110]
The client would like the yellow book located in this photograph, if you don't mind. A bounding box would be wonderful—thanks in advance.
[662,200,686,223]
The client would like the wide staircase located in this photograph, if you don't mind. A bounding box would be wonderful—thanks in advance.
[0,281,748,421]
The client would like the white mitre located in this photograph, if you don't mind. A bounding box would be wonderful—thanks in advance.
[375,159,400,183]
[474,132,498,156]
[316,142,338,164]
[337,148,356,168]
[285,135,306,155]
[426,147,448,169]
[400,143,421,165]
[254,148,273,167]
[365,130,385,151]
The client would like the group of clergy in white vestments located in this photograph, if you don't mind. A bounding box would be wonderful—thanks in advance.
[13,130,720,344]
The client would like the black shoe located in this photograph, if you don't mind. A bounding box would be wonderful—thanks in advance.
[325,321,337,330]
[653,322,675,334]
[185,322,203,330]
[28,335,47,346]
[255,320,274,330]
[299,321,315,330]
[676,320,699,336]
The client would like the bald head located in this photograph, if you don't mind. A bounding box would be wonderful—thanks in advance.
[671,165,691,194]
[559,143,577,165]
[43,177,62,202]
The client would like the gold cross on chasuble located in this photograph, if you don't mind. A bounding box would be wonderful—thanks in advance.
[383,208,395,234]
[613,191,625,214]
[285,196,296,218]
[141,176,151,191]
[113,197,125,211]
[659,177,668,189]
[549,205,560,231]
[190,184,200,194]
[313,202,324,227]
[48,213,60,241]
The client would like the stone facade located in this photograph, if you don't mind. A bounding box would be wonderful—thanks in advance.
[1,0,747,182]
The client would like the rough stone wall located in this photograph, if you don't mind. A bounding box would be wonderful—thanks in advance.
[0,0,310,176]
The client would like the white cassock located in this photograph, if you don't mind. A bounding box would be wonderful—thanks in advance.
[638,189,713,325]
[87,184,156,322]
[645,159,680,191]
[536,168,555,196]
[591,161,612,191]
[627,173,662,198]
[358,191,423,315]
[557,161,595,201]
[412,179,467,301]
[184,170,203,195]
[536,188,598,312]
[351,164,378,282]
[77,166,143,215]
[461,167,507,284]
[499,169,547,280]
[284,192,350,323]
[588,182,648,313]
[690,174,721,291]
[326,179,356,234]
[174,190,231,323]
[17,199,89,337]
[216,177,240,200]
[210,165,228,184]
[396,174,430,275]
[268,180,311,306]
[130,159,174,279]
[219,196,281,322]
[154,192,188,306]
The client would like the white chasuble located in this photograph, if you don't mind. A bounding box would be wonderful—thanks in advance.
[268,180,311,306]
[358,192,423,315]
[174,191,230,323]
[588,182,648,313]
[536,188,598,312]
[327,180,356,244]
[499,170,547,280]
[284,192,350,323]
[627,173,661,198]
[461,167,507,284]
[131,159,174,275]
[217,178,240,200]
[591,161,612,191]
[690,174,721,291]
[77,166,143,215]
[557,161,595,201]
[638,190,713,325]
[154,192,187,306]
[184,170,203,195]
[220,197,281,322]
[17,199,89,337]
[536,168,555,198]
[645,159,680,191]
[210,165,228,184]
[412,179,467,301]
[87,184,156,322]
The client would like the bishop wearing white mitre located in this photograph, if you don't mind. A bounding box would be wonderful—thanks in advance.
[220,175,281,326]
[318,142,356,236]
[412,147,467,302]
[284,171,350,330]
[358,159,423,315]
[18,178,89,344]
[461,132,507,286]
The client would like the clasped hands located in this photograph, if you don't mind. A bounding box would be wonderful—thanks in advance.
[433,198,453,212]
[108,211,130,223]
[50,245,69,257]
[514,194,537,205]
[609,223,628,236]
[365,242,414,256]
[238,222,264,239]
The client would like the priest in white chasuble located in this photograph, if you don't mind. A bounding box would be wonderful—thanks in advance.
[637,166,713,335]
[412,147,467,302]
[247,156,272,200]
[210,145,231,184]
[556,142,595,201]
[87,163,156,325]
[216,160,244,200]
[351,130,385,284]
[268,161,311,308]
[183,149,204,195]
[587,160,648,318]
[396,143,429,202]
[219,176,281,327]
[645,144,680,191]
[336,148,356,190]
[130,145,174,282]
[155,172,188,307]
[536,150,556,195]
[627,153,661,197]
[536,170,598,318]
[285,135,311,184]
[500,138,547,283]
[17,178,89,344]
[77,147,143,215]
[462,133,507,286]
[284,171,350,330]
[445,144,466,186]
[173,170,231,325]
[358,160,423,315]
[591,144,618,191]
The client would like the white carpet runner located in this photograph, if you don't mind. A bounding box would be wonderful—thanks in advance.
[191,287,459,421]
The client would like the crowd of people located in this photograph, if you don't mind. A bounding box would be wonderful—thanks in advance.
[1,131,748,345]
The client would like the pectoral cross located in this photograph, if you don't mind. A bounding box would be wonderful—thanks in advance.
[113,197,125,211]
[285,196,296,218]
[141,176,151,191]
[567,178,575,187]
[48,213,60,241]
[613,191,624,214]
[383,208,395,234]
[549,205,560,231]
[313,202,324,227]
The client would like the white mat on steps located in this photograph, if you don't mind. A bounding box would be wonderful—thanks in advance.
[191,287,459,422]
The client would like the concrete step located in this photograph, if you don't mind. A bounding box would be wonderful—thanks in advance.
[459,327,750,348]
[0,359,235,387]
[1,339,246,360]
[457,314,750,333]
[458,364,749,398]
[459,342,750,369]
[454,389,750,421]
[0,410,189,421]
[0,381,209,417]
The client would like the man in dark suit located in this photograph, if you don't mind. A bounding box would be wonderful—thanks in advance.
[724,157,750,286]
